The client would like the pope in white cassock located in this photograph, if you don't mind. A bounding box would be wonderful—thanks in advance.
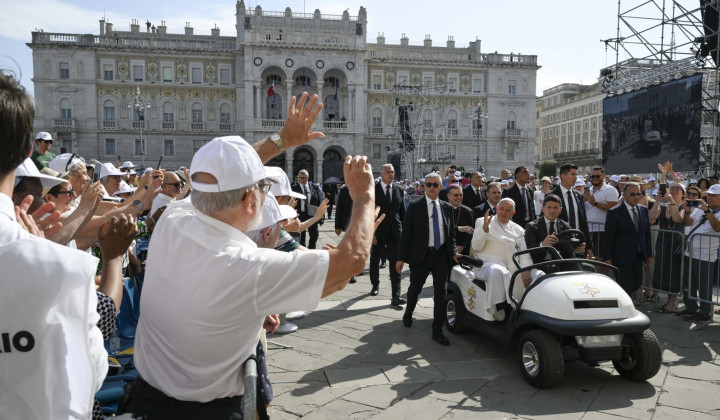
[471,197,544,320]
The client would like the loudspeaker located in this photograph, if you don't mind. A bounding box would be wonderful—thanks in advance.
[398,106,415,150]
[701,0,720,68]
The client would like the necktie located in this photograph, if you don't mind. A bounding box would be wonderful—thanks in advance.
[522,186,529,220]
[385,185,391,203]
[303,186,309,212]
[476,189,481,200]
[549,221,555,235]
[566,190,577,229]
[432,201,441,250]
[632,207,639,231]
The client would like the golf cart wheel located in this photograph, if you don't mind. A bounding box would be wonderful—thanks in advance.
[518,329,564,388]
[445,292,470,334]
[612,330,662,381]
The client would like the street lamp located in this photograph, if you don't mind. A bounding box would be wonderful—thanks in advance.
[472,101,488,173]
[128,87,151,170]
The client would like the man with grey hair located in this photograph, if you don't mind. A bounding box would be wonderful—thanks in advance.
[397,172,460,346]
[292,168,323,248]
[126,93,376,418]
[602,181,652,297]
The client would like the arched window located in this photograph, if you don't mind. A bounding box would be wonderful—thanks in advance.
[266,74,282,86]
[371,108,382,127]
[266,94,283,120]
[60,98,72,119]
[295,75,311,87]
[324,77,339,88]
[506,111,516,130]
[447,110,457,129]
[191,103,203,123]
[220,103,232,131]
[103,100,115,121]
[162,102,174,123]
[324,94,340,121]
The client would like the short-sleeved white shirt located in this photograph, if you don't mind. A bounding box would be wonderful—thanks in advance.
[585,182,619,231]
[134,200,329,402]
[150,192,175,216]
[685,207,720,262]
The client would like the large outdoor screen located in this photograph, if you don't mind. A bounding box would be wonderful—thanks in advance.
[602,74,702,173]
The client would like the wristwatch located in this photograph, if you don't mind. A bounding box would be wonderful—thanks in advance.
[131,199,144,212]
[270,132,285,153]
[705,209,713,214]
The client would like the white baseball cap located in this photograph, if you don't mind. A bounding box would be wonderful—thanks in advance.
[143,167,154,175]
[574,179,586,187]
[265,166,306,200]
[49,153,83,174]
[35,132,53,141]
[668,181,685,192]
[119,161,135,169]
[453,171,462,177]
[707,184,720,195]
[248,192,298,233]
[609,175,621,183]
[190,136,266,192]
[99,163,123,179]
[113,180,137,196]
[14,158,65,189]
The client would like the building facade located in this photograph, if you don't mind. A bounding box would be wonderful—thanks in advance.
[537,82,605,174]
[28,1,539,181]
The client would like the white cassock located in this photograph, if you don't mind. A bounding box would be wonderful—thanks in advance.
[471,217,543,319]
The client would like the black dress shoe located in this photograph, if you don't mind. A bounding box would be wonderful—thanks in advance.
[432,332,450,346]
[349,277,357,284]
[686,313,711,322]
[391,297,406,306]
[676,309,694,317]
[402,314,412,327]
[370,286,379,296]
[379,262,386,268]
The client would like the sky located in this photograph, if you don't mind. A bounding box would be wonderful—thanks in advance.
[0,0,686,99]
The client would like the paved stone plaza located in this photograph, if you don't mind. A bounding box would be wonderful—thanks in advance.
[264,221,720,419]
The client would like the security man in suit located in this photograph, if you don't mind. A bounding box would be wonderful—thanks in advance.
[473,181,502,219]
[462,171,486,209]
[602,182,653,296]
[501,166,536,228]
[334,183,357,284]
[291,169,323,248]
[396,173,461,346]
[524,194,586,271]
[370,164,405,303]
[548,163,594,256]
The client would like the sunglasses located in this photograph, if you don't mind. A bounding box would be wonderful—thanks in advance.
[64,153,78,171]
[163,182,181,187]
[56,188,76,196]
[626,192,643,197]
[686,192,699,197]
[426,182,441,188]
[40,139,53,144]
[589,174,603,179]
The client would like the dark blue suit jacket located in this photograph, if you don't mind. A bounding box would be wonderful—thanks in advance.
[374,181,405,243]
[397,197,457,266]
[602,203,652,265]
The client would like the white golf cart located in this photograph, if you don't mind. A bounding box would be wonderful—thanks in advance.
[445,230,662,388]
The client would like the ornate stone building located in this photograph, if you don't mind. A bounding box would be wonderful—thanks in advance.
[28,1,539,181]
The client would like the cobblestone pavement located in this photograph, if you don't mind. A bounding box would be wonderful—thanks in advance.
[265,218,720,419]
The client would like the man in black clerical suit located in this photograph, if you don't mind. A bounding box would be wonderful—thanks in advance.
[548,163,593,256]
[446,184,475,255]
[501,166,536,228]
[370,164,405,304]
[396,173,460,346]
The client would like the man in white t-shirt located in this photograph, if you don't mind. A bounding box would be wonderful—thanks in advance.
[150,171,182,215]
[125,93,376,418]
[583,166,618,258]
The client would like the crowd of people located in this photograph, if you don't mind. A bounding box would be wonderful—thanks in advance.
[2,63,720,419]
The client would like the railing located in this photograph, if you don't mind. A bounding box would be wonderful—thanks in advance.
[472,129,483,137]
[132,121,145,130]
[370,127,383,135]
[323,121,347,130]
[422,128,434,136]
[446,129,458,138]
[505,129,522,138]
[260,119,284,130]
[162,122,175,130]
[54,118,74,128]
[190,123,204,131]
[102,121,116,129]
[219,123,233,132]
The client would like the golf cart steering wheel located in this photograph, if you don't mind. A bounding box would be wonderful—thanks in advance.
[555,229,585,249]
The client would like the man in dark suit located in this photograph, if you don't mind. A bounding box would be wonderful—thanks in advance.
[334,183,357,284]
[602,182,652,297]
[549,163,593,256]
[446,184,476,255]
[396,173,460,346]
[473,181,502,219]
[291,169,323,249]
[370,164,405,303]
[462,171,486,210]
[524,194,586,271]
[502,166,536,228]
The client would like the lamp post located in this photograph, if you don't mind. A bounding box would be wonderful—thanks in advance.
[472,101,488,173]
[128,87,151,170]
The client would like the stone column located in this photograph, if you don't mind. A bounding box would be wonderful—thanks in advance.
[255,83,261,118]
[317,158,324,183]
[286,152,293,180]
[317,86,324,122]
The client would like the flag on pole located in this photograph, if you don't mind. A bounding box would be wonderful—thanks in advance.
[267,81,275,97]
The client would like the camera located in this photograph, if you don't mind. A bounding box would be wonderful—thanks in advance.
[686,199,699,208]
[658,183,666,196]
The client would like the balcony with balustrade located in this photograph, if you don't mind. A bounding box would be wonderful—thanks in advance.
[132,121,146,130]
[102,120,116,130]
[505,129,522,138]
[54,118,75,130]
[190,122,205,131]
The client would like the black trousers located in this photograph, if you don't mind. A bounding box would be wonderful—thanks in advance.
[296,211,319,249]
[405,246,450,333]
[616,252,644,296]
[370,239,400,298]
[121,376,243,419]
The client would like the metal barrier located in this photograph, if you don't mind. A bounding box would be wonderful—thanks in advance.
[644,227,686,299]
[586,221,606,259]
[242,351,257,419]
[684,231,720,329]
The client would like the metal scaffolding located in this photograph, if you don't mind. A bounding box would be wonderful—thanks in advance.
[601,0,720,177]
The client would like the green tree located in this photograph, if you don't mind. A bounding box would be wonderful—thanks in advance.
[538,161,557,179]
